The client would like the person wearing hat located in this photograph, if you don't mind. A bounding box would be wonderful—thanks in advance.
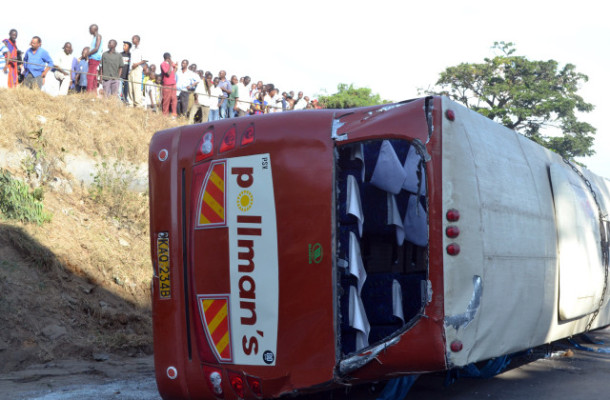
[120,41,131,103]
[54,42,77,95]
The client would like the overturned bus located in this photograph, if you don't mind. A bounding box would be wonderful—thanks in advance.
[148,96,610,399]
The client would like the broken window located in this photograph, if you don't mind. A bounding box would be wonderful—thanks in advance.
[336,139,429,356]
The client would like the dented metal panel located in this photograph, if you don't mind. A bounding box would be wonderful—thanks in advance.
[441,96,610,367]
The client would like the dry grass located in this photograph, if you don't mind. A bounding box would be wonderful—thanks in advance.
[0,87,179,163]
[0,87,177,371]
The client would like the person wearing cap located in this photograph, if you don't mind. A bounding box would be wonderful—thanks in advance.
[120,41,131,103]
[53,42,77,95]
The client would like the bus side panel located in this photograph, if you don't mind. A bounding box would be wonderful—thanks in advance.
[441,97,610,367]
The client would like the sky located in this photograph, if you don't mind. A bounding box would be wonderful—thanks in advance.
[7,0,609,178]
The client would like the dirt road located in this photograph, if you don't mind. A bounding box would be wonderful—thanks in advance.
[5,329,610,399]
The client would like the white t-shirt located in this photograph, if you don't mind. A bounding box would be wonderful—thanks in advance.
[195,79,212,107]
[265,94,282,113]
[293,97,307,110]
[209,85,222,110]
[55,52,75,75]
[237,83,251,112]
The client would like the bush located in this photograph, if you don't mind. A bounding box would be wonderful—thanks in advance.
[0,169,52,225]
[89,156,147,231]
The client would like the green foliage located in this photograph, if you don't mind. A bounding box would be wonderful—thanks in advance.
[318,83,390,109]
[0,169,52,225]
[428,42,596,159]
[89,154,147,231]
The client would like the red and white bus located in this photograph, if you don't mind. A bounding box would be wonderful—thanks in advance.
[148,96,610,399]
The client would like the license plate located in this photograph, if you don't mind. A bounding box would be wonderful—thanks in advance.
[157,232,171,299]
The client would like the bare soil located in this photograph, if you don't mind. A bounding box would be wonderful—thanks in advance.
[0,88,179,381]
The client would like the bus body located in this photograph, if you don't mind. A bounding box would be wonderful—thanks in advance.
[149,96,610,399]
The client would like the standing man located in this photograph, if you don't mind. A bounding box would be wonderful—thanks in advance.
[54,42,76,95]
[99,40,123,97]
[119,41,131,103]
[293,91,307,110]
[264,84,282,113]
[217,70,232,119]
[175,60,197,116]
[236,76,251,117]
[128,35,146,108]
[86,24,103,92]
[160,52,178,117]
[1,29,19,88]
[227,75,239,118]
[22,36,53,89]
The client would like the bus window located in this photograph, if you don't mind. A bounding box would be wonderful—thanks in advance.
[335,139,429,356]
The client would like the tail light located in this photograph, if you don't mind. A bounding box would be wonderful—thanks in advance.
[246,375,263,398]
[196,129,215,163]
[203,366,224,397]
[446,226,460,238]
[219,126,237,153]
[446,209,460,222]
[447,243,461,256]
[228,370,245,398]
[241,124,255,146]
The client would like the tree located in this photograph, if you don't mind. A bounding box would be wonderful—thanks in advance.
[428,42,596,159]
[318,83,389,109]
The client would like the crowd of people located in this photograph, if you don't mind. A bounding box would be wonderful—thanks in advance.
[1,25,323,123]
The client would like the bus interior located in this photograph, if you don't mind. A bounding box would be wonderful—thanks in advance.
[335,139,430,356]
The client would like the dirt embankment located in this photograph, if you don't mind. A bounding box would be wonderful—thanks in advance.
[0,88,179,373]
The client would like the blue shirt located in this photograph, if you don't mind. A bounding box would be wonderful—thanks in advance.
[23,47,54,77]
[90,35,103,61]
[78,59,88,86]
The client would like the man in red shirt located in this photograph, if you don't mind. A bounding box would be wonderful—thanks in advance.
[160,52,177,117]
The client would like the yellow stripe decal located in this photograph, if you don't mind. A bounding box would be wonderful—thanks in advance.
[209,171,224,192]
[216,331,230,354]
[203,191,224,220]
[207,303,228,335]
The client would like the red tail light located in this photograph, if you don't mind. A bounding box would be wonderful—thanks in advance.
[196,130,215,163]
[446,226,460,238]
[203,366,224,397]
[228,371,245,398]
[219,126,237,153]
[447,243,461,256]
[446,209,460,222]
[241,124,255,146]
[246,375,263,398]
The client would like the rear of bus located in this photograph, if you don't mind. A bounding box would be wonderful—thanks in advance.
[149,112,339,399]
[149,98,448,399]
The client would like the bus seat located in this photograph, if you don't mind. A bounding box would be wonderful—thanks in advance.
[370,140,407,195]
[404,194,428,247]
[402,145,426,195]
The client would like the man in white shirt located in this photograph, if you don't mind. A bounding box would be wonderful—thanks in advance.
[236,75,251,117]
[128,35,147,108]
[176,59,198,117]
[54,42,76,95]
[293,91,308,110]
[264,83,282,113]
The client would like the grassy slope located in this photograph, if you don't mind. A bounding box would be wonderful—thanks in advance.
[0,88,179,372]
